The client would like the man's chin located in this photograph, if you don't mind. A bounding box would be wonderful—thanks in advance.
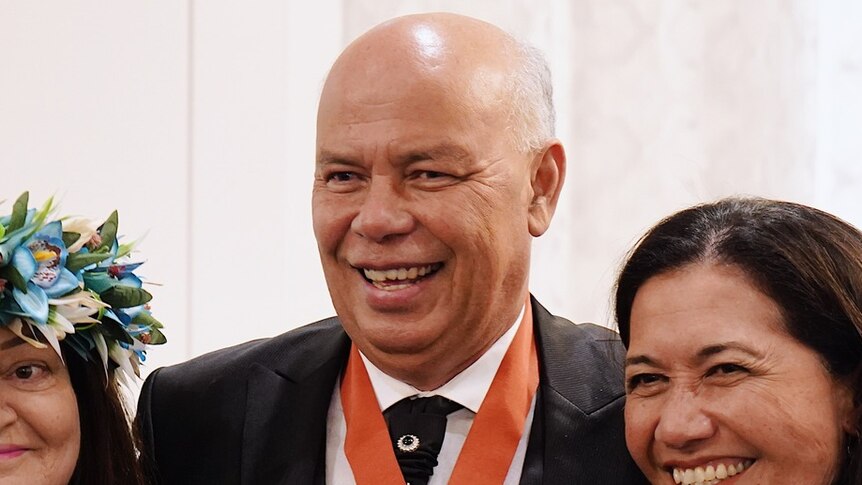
[364,334,438,356]
[351,325,445,357]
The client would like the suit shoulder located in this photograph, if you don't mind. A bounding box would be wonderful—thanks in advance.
[147,317,345,388]
[531,298,627,415]
[563,319,624,343]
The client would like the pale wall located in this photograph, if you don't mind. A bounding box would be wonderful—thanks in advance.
[2,1,860,375]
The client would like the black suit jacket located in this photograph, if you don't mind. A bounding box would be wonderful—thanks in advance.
[137,297,646,484]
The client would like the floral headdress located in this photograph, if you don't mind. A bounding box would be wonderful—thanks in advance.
[0,192,165,381]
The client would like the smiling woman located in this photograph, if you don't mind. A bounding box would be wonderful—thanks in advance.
[0,193,166,485]
[0,328,80,484]
[614,198,862,485]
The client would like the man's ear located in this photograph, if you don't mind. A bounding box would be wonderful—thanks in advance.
[528,140,566,237]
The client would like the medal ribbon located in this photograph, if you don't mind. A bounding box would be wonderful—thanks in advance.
[341,299,539,484]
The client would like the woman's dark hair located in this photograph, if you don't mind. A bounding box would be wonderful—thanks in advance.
[614,197,862,484]
[63,346,148,485]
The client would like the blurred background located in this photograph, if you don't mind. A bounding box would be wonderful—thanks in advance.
[2,0,861,376]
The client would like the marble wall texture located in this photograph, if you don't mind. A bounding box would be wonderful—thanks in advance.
[2,0,861,370]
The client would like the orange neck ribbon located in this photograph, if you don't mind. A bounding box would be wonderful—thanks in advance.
[341,301,539,485]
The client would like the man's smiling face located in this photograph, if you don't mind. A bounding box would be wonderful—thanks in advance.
[311,21,542,389]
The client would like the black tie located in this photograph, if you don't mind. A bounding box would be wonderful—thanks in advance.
[383,395,464,485]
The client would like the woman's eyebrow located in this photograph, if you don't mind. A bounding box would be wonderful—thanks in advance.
[624,354,658,368]
[696,342,765,362]
[625,342,765,369]
[0,336,26,350]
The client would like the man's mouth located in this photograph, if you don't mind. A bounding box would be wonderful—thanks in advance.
[671,459,754,484]
[360,263,443,290]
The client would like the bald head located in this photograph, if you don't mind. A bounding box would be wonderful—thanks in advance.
[320,13,555,153]
[312,13,566,389]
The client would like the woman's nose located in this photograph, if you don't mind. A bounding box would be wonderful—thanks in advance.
[654,390,717,449]
[0,395,18,429]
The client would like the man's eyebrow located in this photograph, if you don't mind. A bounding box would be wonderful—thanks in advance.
[317,144,471,167]
[316,150,366,167]
[0,336,26,350]
[400,144,471,163]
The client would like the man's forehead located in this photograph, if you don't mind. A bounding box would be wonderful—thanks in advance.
[321,16,515,100]
[316,142,472,166]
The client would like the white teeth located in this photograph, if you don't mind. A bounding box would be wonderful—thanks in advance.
[683,469,694,484]
[363,264,437,282]
[672,460,753,485]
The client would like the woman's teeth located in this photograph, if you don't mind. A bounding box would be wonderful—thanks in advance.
[363,264,440,290]
[672,460,753,484]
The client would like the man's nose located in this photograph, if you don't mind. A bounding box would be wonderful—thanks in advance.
[351,178,414,243]
[654,389,717,449]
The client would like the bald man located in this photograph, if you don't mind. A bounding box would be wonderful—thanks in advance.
[137,13,645,485]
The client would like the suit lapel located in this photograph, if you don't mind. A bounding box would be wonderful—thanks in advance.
[240,322,350,485]
[524,296,630,484]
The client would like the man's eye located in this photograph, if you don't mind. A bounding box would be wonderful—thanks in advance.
[327,172,356,183]
[417,170,446,179]
[706,363,749,377]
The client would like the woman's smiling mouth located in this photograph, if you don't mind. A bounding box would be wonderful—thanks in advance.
[671,459,754,484]
[0,446,28,461]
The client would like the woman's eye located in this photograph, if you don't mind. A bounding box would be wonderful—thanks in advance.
[627,373,665,391]
[11,364,48,381]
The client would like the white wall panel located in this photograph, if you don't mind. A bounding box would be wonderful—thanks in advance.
[563,0,821,325]
[814,0,862,229]
[190,0,342,356]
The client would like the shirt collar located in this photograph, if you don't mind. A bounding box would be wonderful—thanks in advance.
[360,304,526,414]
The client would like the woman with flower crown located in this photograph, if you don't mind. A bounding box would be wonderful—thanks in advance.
[0,193,165,485]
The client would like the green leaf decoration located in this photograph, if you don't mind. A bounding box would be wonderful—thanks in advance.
[97,210,118,252]
[0,265,28,292]
[98,317,134,345]
[132,312,164,329]
[62,231,81,248]
[82,272,117,293]
[28,196,54,237]
[0,223,6,240]
[66,252,112,273]
[116,241,136,260]
[100,285,152,308]
[146,328,167,345]
[7,192,29,233]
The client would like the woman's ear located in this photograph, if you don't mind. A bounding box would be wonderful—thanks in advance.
[527,140,566,237]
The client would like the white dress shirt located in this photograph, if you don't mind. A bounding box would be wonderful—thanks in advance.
[325,306,535,484]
